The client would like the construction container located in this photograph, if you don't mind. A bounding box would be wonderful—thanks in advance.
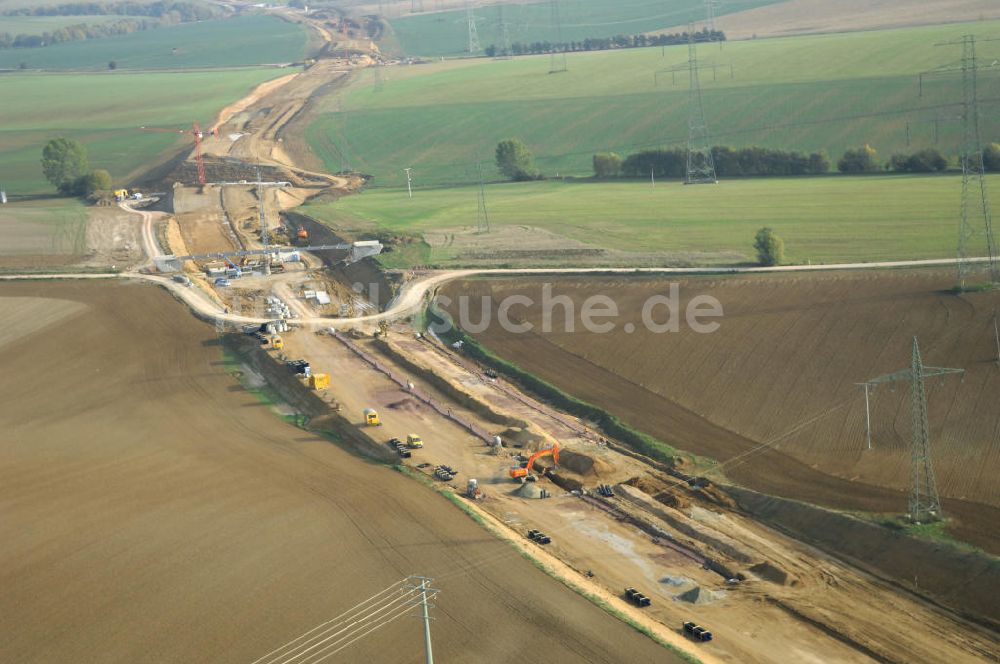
[309,373,330,390]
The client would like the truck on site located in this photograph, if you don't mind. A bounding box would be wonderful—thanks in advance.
[509,442,559,481]
[172,274,192,286]
[406,433,423,448]
[683,622,713,642]
[364,408,381,426]
[271,335,284,350]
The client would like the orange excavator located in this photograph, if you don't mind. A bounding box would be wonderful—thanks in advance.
[509,443,559,480]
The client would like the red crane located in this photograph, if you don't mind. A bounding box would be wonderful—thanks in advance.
[139,122,218,185]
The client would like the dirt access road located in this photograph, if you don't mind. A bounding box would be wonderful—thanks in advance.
[277,321,1000,664]
[445,271,1000,553]
[0,280,679,664]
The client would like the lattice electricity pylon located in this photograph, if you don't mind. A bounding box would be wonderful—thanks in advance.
[465,0,480,54]
[923,35,1000,288]
[704,0,720,32]
[495,3,512,59]
[684,27,717,184]
[548,0,567,73]
[476,160,490,233]
[862,337,964,523]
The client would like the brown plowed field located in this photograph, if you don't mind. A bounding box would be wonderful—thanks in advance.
[0,281,678,663]
[443,270,1000,552]
[711,0,1000,40]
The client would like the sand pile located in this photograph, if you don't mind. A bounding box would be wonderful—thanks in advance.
[674,586,727,604]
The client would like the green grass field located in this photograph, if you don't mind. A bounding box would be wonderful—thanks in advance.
[0,68,290,194]
[0,14,306,70]
[307,20,1000,188]
[0,198,88,256]
[387,0,783,57]
[302,175,999,266]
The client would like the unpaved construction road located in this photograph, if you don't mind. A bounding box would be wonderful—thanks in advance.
[0,280,680,663]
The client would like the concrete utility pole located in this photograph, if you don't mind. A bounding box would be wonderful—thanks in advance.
[993,307,1000,364]
[476,160,490,233]
[857,382,873,450]
[861,337,964,522]
[404,167,413,198]
[410,576,437,664]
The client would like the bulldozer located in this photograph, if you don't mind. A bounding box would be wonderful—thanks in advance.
[509,442,559,481]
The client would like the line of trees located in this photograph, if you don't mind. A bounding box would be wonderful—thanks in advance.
[594,143,1000,179]
[2,1,217,19]
[839,144,999,173]
[0,1,219,50]
[595,146,831,179]
[485,28,724,58]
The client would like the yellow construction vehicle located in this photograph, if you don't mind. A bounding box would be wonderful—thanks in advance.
[406,433,423,449]
[510,443,559,480]
[364,408,381,426]
[309,373,330,390]
[271,335,284,350]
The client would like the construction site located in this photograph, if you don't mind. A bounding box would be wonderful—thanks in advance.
[2,3,1000,664]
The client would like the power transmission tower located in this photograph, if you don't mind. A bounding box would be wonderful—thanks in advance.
[465,0,480,54]
[476,160,490,233]
[684,27,717,184]
[495,3,512,59]
[927,35,1000,288]
[548,0,567,73]
[861,337,963,523]
[704,0,719,32]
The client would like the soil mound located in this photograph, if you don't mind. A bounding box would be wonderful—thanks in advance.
[498,427,544,449]
[749,561,791,585]
[515,482,548,499]
[387,397,420,412]
[559,449,615,477]
[674,586,727,604]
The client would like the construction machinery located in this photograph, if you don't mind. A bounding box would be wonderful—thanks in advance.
[509,442,559,480]
[309,373,330,390]
[466,479,483,500]
[271,335,284,350]
[364,408,381,426]
[296,225,309,243]
[406,433,424,448]
[139,122,218,185]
